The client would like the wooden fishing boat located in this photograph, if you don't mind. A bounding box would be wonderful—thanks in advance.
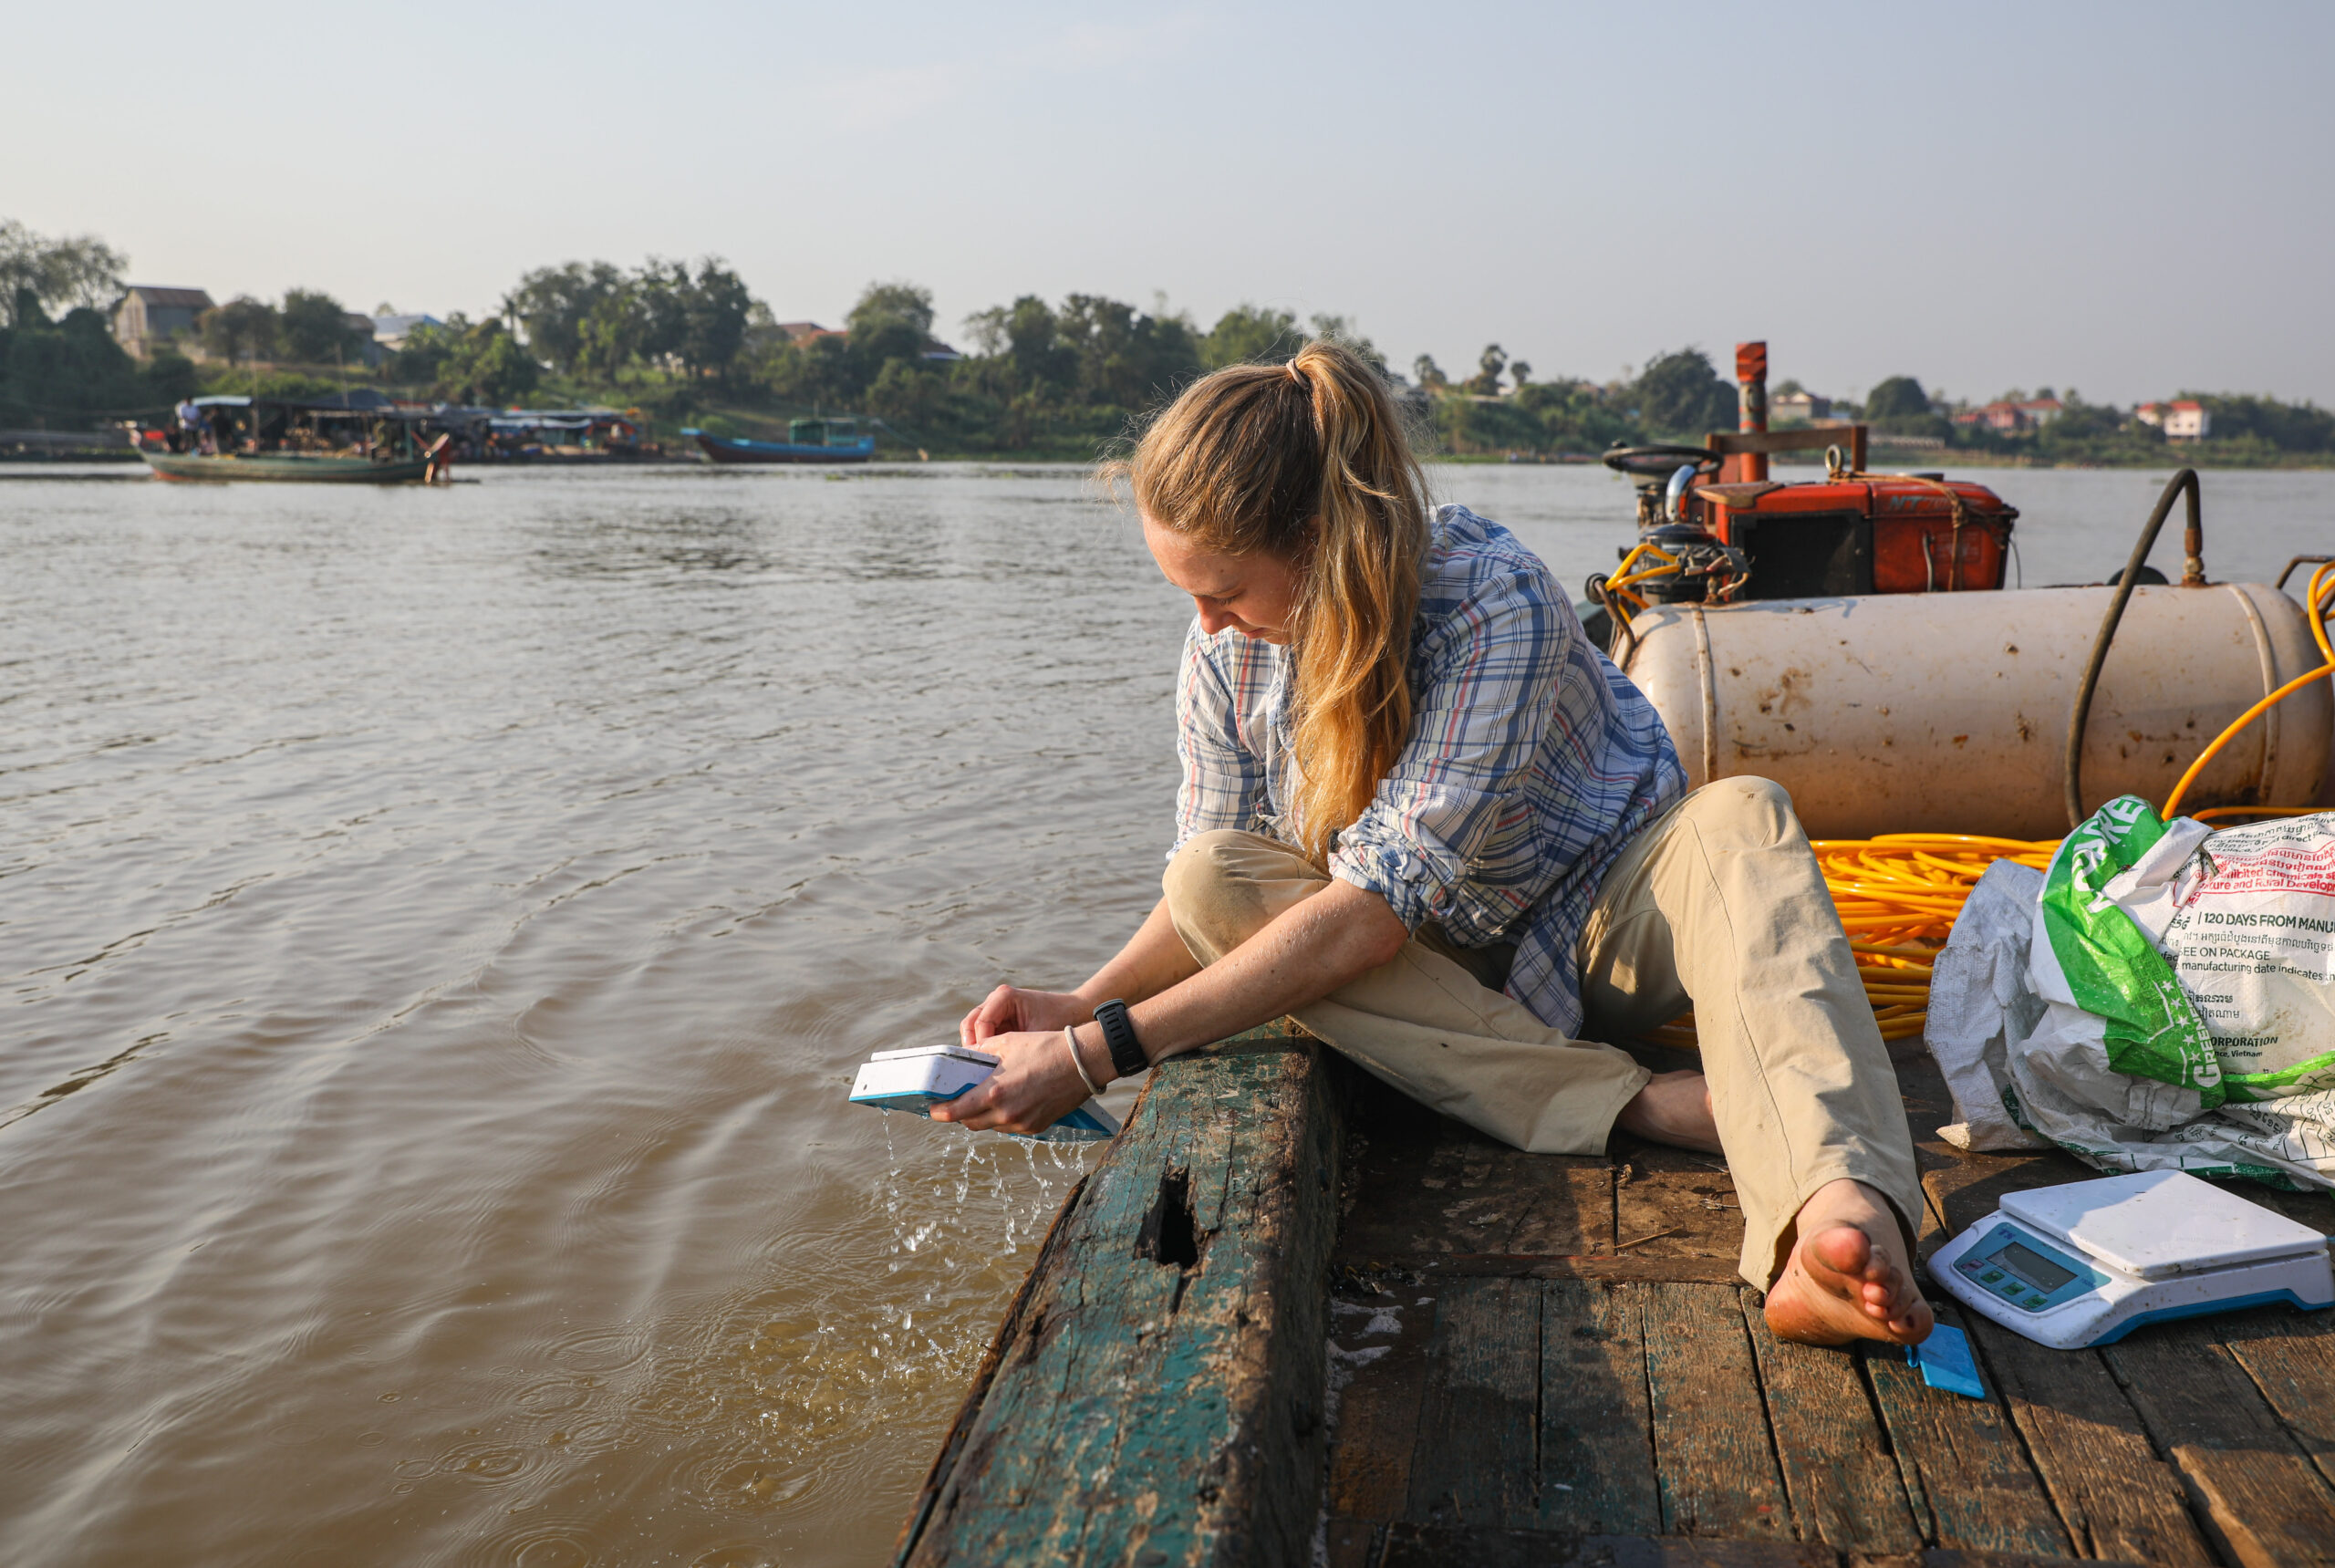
[137,394,452,483]
[896,1023,2335,1568]
[686,418,877,464]
[899,344,2335,1565]
[141,450,437,483]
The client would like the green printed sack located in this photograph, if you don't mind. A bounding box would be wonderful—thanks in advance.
[2026,796,2335,1110]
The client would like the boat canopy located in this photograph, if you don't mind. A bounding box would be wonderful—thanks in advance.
[190,391,427,417]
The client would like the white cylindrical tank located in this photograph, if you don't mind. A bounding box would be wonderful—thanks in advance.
[1619,584,2330,840]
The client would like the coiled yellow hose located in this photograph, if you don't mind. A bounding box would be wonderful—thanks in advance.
[1641,565,2335,1053]
[1642,835,2057,1050]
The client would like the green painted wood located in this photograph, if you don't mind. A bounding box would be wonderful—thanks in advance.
[1538,1281,1661,1535]
[1405,1276,1540,1530]
[2104,1317,2335,1568]
[1738,1291,1920,1552]
[1863,1304,2070,1558]
[1962,1318,2213,1565]
[898,1028,1341,1568]
[1644,1282,1790,1539]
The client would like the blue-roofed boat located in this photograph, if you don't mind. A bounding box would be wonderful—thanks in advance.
[685,418,876,465]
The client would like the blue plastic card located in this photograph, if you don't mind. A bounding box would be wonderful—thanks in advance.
[1905,1323,1985,1399]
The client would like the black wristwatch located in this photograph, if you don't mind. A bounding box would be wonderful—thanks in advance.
[1093,999,1147,1080]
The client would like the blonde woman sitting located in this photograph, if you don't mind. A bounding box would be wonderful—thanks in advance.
[938,342,1930,1348]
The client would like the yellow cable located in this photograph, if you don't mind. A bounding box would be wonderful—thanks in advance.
[1646,551,2334,1052]
[2161,663,2334,821]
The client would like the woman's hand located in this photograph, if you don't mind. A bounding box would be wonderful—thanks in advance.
[960,985,1090,1048]
[929,1028,1092,1135]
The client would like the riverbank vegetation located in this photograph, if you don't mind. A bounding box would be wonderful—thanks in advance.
[5,216,2332,468]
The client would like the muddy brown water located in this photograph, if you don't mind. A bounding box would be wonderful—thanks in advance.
[4,461,2330,1566]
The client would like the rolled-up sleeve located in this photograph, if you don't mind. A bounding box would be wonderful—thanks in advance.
[1327,576,1568,933]
[1171,623,1270,857]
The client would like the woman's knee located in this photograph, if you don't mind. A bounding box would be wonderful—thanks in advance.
[1163,829,1303,958]
[1681,775,1803,851]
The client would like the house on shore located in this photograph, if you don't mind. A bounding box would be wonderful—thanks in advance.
[1771,389,1831,425]
[113,286,215,358]
[1953,396,2064,435]
[371,313,444,352]
[2138,400,2211,440]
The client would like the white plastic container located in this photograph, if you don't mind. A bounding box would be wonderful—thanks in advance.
[1620,584,2331,840]
[848,1045,1119,1142]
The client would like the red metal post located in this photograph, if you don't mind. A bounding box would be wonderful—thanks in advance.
[1735,340,1769,484]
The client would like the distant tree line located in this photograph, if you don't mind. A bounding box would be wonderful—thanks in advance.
[1847,373,2335,465]
[7,214,2335,468]
[0,220,190,429]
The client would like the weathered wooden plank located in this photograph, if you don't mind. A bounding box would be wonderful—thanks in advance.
[2105,1317,2335,1568]
[1644,1282,1791,1539]
[1341,1252,1745,1285]
[1918,1148,2091,1243]
[1381,1525,1835,1566]
[1324,1286,1433,1523]
[1864,1303,2070,1557]
[2220,1300,2335,1495]
[1961,1317,2213,1564]
[1377,1529,2148,1566]
[1321,1517,1378,1568]
[1540,1281,1661,1535]
[1908,1553,2153,1568]
[1740,1291,1921,1552]
[1612,1142,1748,1265]
[1340,1137,1613,1257]
[898,1032,1341,1568]
[1406,1276,1541,1530]
[1335,1052,1614,1259]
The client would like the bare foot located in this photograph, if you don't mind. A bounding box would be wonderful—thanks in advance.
[1764,1179,1934,1346]
[1614,1070,1721,1153]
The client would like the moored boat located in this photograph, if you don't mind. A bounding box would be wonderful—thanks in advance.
[141,450,438,483]
[899,340,2335,1565]
[685,418,877,464]
[137,394,453,483]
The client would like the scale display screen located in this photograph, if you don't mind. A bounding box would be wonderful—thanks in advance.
[1952,1221,2101,1314]
[1994,1241,2077,1293]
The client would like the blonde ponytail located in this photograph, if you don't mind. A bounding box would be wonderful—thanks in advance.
[1115,339,1428,864]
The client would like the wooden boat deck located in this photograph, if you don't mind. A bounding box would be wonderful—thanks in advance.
[895,1026,2335,1568]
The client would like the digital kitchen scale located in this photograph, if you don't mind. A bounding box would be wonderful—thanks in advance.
[1930,1169,2333,1348]
[848,1044,1119,1143]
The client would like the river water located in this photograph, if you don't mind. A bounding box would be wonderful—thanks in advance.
[3,460,2331,1566]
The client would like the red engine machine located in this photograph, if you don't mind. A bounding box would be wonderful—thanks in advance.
[1589,342,2018,615]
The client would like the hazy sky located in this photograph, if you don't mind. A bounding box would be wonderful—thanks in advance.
[8,0,2330,405]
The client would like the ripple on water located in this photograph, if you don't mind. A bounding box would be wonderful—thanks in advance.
[435,1439,541,1486]
[459,1516,602,1568]
[543,1324,653,1376]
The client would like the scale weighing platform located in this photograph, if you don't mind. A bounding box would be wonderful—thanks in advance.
[1930,1168,2333,1348]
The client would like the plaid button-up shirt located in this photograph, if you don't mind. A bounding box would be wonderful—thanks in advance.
[1171,505,1686,1035]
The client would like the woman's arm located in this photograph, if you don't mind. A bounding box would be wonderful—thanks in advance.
[934,877,1404,1133]
[957,896,1199,1046]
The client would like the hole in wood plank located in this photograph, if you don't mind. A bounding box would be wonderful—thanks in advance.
[1137,1166,1201,1275]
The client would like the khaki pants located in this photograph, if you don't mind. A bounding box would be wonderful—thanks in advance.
[1162,777,1922,1289]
